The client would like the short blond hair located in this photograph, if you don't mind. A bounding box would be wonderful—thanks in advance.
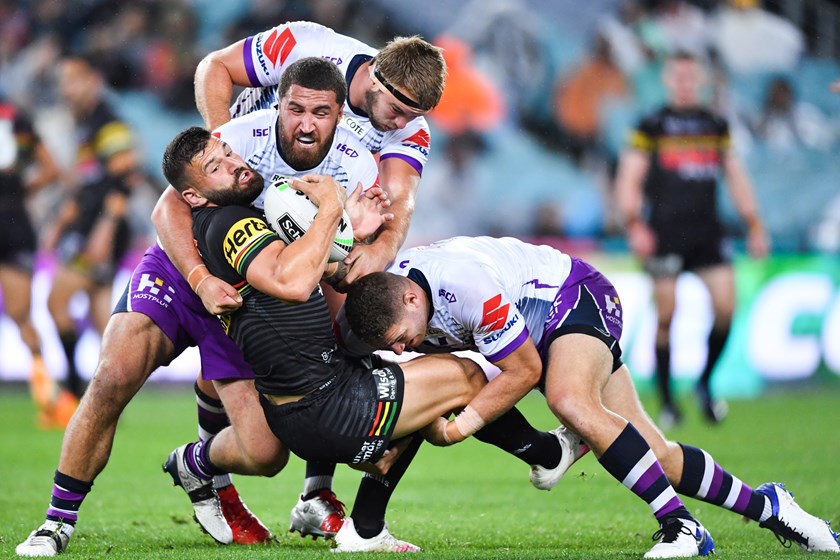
[373,36,447,111]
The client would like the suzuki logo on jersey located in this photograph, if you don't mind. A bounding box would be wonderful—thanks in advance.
[135,274,174,308]
[438,289,457,303]
[262,27,296,66]
[223,217,273,270]
[252,127,271,137]
[482,315,519,345]
[481,294,510,331]
[403,130,430,157]
[335,143,358,157]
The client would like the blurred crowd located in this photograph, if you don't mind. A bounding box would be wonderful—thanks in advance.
[1,0,840,257]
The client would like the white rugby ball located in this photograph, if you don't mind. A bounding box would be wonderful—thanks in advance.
[263,177,353,263]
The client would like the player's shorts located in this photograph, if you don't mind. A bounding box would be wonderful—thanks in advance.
[0,207,36,273]
[539,258,624,375]
[645,223,733,278]
[56,220,131,284]
[112,244,253,380]
[260,359,405,464]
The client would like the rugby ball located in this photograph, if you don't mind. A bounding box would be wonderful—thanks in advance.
[263,177,354,262]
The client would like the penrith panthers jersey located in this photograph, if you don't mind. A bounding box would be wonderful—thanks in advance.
[233,21,431,174]
[387,236,573,362]
[213,106,379,210]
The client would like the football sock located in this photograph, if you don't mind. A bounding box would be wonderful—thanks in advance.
[473,407,561,468]
[58,331,83,398]
[303,461,336,499]
[350,435,423,539]
[655,344,673,405]
[185,438,225,480]
[46,470,92,528]
[598,423,691,522]
[676,444,770,522]
[698,327,730,389]
[193,382,234,490]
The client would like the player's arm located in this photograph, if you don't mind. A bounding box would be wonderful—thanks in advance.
[722,150,769,258]
[435,341,543,445]
[343,158,419,282]
[615,147,655,259]
[195,38,254,129]
[245,176,345,302]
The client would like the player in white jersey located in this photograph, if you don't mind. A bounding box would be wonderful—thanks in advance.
[343,236,840,558]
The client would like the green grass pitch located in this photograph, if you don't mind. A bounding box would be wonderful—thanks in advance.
[2,385,839,559]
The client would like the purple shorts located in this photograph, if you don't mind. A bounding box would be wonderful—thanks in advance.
[539,258,624,373]
[113,244,253,380]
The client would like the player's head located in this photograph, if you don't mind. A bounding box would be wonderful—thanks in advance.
[162,126,264,207]
[58,53,104,117]
[276,57,347,170]
[365,36,446,132]
[663,51,705,108]
[345,272,429,354]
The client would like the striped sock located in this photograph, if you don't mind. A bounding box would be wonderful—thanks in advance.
[46,471,92,526]
[185,438,224,480]
[598,424,691,522]
[194,383,233,489]
[676,444,770,522]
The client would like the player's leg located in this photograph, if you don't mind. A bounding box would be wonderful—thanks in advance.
[651,274,680,428]
[16,311,176,557]
[693,263,735,423]
[605,364,839,553]
[544,334,713,558]
[47,265,90,399]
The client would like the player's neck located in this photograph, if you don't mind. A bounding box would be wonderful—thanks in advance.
[347,61,371,109]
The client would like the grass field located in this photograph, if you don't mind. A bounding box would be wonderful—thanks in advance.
[2,384,839,559]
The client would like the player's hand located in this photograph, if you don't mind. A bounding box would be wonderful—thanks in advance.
[747,222,770,259]
[351,437,413,476]
[344,182,394,241]
[420,417,466,447]
[196,275,243,315]
[626,221,656,260]
[103,192,128,218]
[290,174,345,216]
[339,242,396,288]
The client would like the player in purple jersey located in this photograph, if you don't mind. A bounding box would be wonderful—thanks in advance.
[344,236,839,558]
[14,57,392,557]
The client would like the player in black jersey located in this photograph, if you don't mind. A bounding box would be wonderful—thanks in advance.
[44,54,140,400]
[0,97,77,428]
[615,52,769,428]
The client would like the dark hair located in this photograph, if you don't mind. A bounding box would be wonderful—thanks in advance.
[277,56,347,106]
[344,272,407,344]
[162,126,211,191]
[668,50,698,64]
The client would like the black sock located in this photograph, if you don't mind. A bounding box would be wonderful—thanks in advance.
[655,344,672,405]
[698,327,730,389]
[59,331,83,398]
[473,407,561,468]
[303,461,337,499]
[350,435,423,539]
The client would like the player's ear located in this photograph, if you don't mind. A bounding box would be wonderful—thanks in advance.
[181,187,208,207]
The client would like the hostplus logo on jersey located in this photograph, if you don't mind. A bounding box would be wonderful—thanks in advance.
[604,295,622,326]
[134,274,174,308]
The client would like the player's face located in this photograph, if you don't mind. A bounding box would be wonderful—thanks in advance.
[664,59,703,108]
[277,85,341,169]
[58,59,99,116]
[190,138,264,206]
[379,307,428,355]
[365,68,427,132]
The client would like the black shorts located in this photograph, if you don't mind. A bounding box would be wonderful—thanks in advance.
[56,220,131,284]
[645,224,732,278]
[260,360,405,464]
[0,209,37,272]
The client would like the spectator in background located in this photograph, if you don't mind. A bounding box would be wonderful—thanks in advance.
[552,31,628,166]
[615,51,769,429]
[753,76,834,152]
[710,0,804,75]
[44,54,140,400]
[650,0,709,56]
[0,96,78,429]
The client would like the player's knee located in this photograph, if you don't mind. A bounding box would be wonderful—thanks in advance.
[242,441,288,476]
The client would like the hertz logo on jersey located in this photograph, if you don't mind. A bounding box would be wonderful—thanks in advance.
[223,217,274,274]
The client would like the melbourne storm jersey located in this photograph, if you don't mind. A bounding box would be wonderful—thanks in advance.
[214,106,379,209]
[192,204,349,395]
[628,106,729,230]
[232,21,431,175]
[387,237,572,362]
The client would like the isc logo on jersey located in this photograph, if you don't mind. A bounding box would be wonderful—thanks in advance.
[224,217,273,271]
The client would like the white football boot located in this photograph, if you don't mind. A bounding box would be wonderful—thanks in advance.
[16,522,72,557]
[332,518,420,553]
[644,517,715,559]
[757,482,840,552]
[530,425,589,490]
[289,489,346,539]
